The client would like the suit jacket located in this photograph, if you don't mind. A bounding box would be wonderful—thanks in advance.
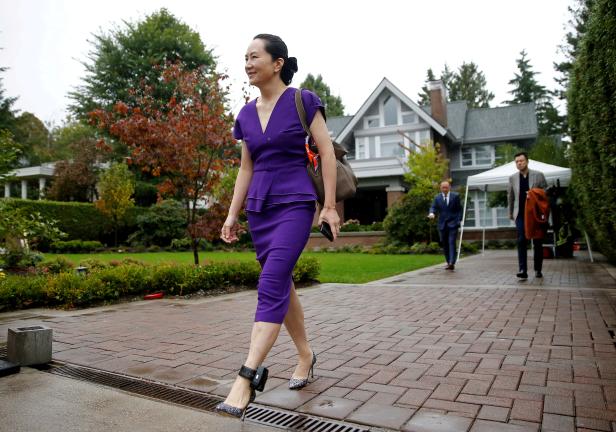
[430,191,463,230]
[507,169,547,220]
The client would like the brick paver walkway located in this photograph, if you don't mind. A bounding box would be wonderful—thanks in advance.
[1,250,616,431]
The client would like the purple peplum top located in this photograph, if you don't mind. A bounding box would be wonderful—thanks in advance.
[233,87,324,212]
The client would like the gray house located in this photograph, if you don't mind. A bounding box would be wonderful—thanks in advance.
[327,78,537,229]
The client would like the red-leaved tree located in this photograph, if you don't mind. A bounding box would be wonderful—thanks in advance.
[91,63,238,264]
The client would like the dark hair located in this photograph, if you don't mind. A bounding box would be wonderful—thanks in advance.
[514,151,529,160]
[253,34,298,85]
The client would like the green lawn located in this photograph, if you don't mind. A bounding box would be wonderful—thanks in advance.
[48,251,443,284]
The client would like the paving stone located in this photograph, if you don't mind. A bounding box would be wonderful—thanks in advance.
[402,412,472,432]
[541,413,575,432]
[347,403,414,429]
[297,395,362,420]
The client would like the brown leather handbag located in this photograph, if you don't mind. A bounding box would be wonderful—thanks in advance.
[294,89,358,205]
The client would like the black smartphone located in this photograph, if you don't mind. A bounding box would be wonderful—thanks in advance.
[319,222,334,242]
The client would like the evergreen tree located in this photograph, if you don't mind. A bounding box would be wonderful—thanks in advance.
[417,68,436,105]
[506,50,565,136]
[554,0,594,102]
[417,65,454,105]
[506,50,547,104]
[68,8,215,119]
[449,62,494,107]
[300,73,345,117]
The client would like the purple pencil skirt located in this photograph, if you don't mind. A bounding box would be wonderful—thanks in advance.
[246,201,316,324]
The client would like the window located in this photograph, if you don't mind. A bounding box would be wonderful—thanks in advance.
[465,191,515,228]
[402,112,417,124]
[380,134,405,158]
[419,130,431,146]
[383,96,398,126]
[461,145,494,167]
[355,138,368,159]
[365,117,379,128]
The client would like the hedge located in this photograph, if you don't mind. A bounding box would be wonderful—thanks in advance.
[568,0,616,263]
[0,256,320,311]
[4,199,148,245]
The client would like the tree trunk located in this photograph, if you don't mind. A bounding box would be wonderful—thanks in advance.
[192,238,199,265]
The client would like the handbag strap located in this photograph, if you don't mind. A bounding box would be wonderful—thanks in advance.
[294,88,311,138]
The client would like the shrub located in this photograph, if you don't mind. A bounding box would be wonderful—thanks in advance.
[410,242,441,254]
[45,272,87,308]
[77,258,109,271]
[293,256,320,282]
[150,264,188,295]
[134,181,158,207]
[50,240,104,253]
[170,237,192,251]
[383,194,437,244]
[0,275,48,310]
[0,258,319,311]
[461,241,479,254]
[128,200,187,247]
[41,256,76,274]
[4,199,147,244]
[340,219,361,232]
[368,242,413,254]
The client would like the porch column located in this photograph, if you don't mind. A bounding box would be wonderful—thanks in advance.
[385,186,405,208]
[4,183,10,198]
[38,178,46,199]
[21,180,28,199]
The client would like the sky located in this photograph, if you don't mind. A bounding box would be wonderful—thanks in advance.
[0,0,573,127]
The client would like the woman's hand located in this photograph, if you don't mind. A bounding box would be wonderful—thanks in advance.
[221,215,241,243]
[318,206,341,240]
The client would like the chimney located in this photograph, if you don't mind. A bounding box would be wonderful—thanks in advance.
[428,80,448,128]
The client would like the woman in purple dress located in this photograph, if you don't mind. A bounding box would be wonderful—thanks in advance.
[215,34,340,419]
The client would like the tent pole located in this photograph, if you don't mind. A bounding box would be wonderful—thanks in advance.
[584,230,594,263]
[457,184,469,263]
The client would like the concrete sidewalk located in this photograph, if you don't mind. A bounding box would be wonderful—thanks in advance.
[1,367,274,432]
[1,250,616,431]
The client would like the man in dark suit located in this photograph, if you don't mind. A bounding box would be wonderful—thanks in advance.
[507,152,547,279]
[429,181,463,270]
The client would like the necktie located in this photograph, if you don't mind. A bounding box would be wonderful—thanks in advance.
[444,194,448,206]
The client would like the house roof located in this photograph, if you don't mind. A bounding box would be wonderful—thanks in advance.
[421,101,537,143]
[335,78,449,143]
[327,115,353,138]
[335,77,538,146]
[422,101,468,141]
[463,103,537,143]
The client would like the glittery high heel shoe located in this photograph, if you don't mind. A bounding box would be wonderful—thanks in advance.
[215,365,268,421]
[289,352,317,390]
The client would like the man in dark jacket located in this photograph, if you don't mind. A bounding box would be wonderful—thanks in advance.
[507,152,547,279]
[429,181,463,270]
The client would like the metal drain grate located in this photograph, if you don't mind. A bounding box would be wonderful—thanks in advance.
[48,364,369,432]
[0,345,7,358]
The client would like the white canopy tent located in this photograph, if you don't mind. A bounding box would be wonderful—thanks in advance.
[456,160,587,261]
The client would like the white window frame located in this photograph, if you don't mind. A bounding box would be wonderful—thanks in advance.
[460,145,495,168]
[382,95,400,126]
[466,190,515,228]
[364,115,380,129]
[401,111,418,124]
[378,134,406,158]
[355,137,369,159]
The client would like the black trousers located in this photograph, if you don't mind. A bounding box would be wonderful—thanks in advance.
[516,216,543,273]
